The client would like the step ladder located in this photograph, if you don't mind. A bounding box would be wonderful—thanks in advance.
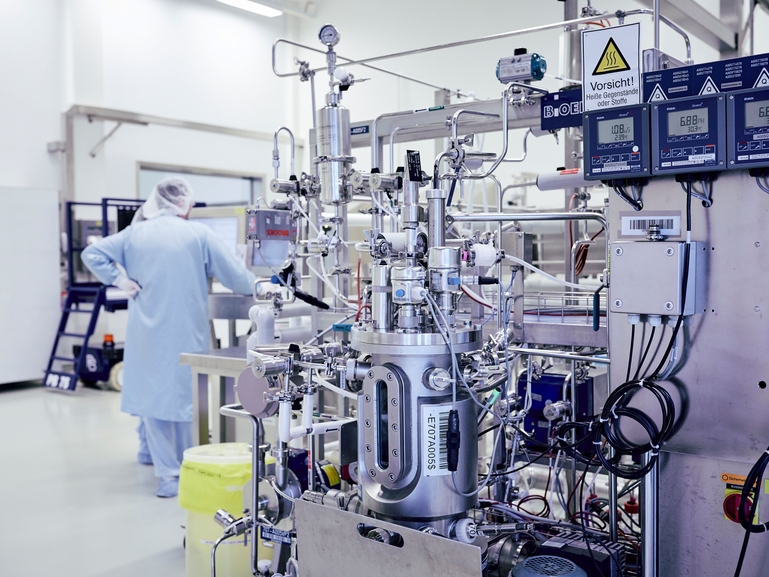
[44,285,107,392]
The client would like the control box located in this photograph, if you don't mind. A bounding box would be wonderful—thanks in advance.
[651,94,726,175]
[246,209,297,242]
[727,87,769,169]
[583,104,650,181]
[609,241,699,316]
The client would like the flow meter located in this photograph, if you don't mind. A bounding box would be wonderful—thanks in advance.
[583,104,650,181]
[727,87,769,169]
[651,94,726,175]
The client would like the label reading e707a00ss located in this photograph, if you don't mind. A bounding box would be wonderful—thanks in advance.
[422,403,450,477]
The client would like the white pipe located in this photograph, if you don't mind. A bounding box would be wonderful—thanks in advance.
[278,401,295,443]
[249,306,276,345]
[504,255,584,290]
[278,395,354,443]
[301,393,314,431]
[315,375,357,400]
[312,418,355,434]
[275,325,313,343]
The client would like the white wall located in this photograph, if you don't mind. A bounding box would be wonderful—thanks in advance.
[68,0,300,206]
[0,1,65,191]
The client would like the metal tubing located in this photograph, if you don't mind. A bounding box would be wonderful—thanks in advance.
[508,347,610,364]
[273,127,296,178]
[609,448,619,542]
[251,416,264,576]
[450,211,609,230]
[89,122,123,158]
[389,126,405,172]
[458,85,515,181]
[450,109,500,141]
[272,38,466,96]
[274,14,625,76]
[654,0,661,50]
[621,9,693,64]
[372,110,414,170]
[641,455,659,577]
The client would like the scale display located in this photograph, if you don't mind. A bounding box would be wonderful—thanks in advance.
[651,94,725,175]
[583,104,650,181]
[727,87,769,169]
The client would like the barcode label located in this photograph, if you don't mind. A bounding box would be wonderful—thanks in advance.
[422,403,452,477]
[621,214,681,237]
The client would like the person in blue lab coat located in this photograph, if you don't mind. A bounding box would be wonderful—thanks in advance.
[82,178,256,497]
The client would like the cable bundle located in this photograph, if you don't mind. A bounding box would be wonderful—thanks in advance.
[590,380,676,479]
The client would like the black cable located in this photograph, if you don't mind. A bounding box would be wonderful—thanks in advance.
[626,323,636,383]
[478,423,500,438]
[734,446,769,577]
[576,465,606,577]
[590,380,676,480]
[490,448,551,477]
[638,324,667,380]
[445,167,461,207]
[634,325,656,380]
[650,184,693,379]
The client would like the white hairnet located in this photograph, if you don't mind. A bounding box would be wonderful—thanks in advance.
[132,177,194,223]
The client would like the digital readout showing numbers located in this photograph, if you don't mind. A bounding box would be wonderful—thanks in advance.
[597,118,633,144]
[667,109,709,136]
[745,100,769,129]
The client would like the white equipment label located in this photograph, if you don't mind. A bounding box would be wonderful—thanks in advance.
[422,403,451,477]
[620,213,681,238]
[581,23,641,112]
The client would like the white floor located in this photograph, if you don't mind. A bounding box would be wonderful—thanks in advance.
[0,383,186,577]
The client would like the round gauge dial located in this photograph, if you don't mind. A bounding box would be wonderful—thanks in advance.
[319,24,340,47]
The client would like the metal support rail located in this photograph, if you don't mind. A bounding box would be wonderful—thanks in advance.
[449,211,609,231]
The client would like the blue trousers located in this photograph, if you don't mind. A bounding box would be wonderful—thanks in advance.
[137,417,192,478]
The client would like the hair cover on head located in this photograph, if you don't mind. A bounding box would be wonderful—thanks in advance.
[132,177,194,223]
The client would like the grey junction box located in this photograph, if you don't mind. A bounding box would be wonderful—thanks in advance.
[609,240,699,316]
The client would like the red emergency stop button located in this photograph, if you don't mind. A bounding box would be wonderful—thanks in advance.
[723,493,752,523]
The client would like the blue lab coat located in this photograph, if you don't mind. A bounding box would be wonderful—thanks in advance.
[82,216,255,422]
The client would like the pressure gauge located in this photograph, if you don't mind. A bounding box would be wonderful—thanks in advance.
[319,24,340,47]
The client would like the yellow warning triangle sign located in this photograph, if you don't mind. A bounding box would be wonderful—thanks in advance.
[592,37,631,75]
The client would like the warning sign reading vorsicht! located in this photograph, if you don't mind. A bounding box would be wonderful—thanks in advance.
[581,23,641,112]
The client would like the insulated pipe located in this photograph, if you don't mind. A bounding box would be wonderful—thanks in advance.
[250,306,276,345]
[449,211,608,230]
[536,168,594,191]
[426,189,447,249]
[371,264,391,331]
[275,325,314,343]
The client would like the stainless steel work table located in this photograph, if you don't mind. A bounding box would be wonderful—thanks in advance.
[179,346,247,446]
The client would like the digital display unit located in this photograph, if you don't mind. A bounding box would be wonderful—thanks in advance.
[667,110,709,137]
[583,104,650,181]
[651,94,725,175]
[727,87,769,169]
[597,118,634,144]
